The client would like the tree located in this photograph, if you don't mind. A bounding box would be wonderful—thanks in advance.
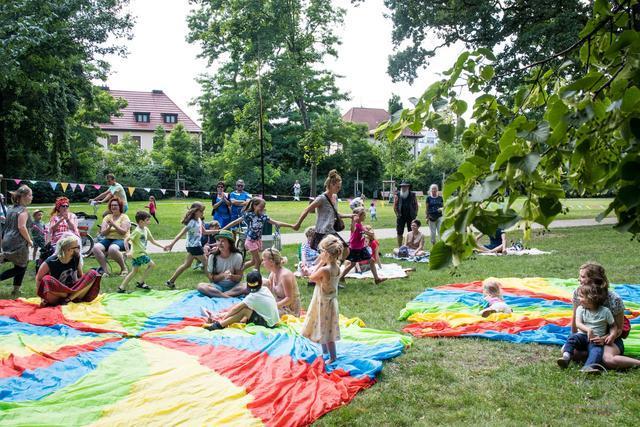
[375,0,589,93]
[103,134,151,180]
[411,142,464,192]
[0,0,133,178]
[379,1,640,269]
[163,124,197,179]
[388,93,403,114]
[379,137,414,182]
[188,0,348,196]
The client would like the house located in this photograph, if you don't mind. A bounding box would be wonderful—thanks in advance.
[341,107,438,158]
[97,89,202,151]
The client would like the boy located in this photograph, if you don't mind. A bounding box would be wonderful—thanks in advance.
[118,211,164,293]
[31,209,47,260]
[194,220,220,270]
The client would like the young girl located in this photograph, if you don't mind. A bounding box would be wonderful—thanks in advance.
[301,235,343,364]
[119,211,165,293]
[480,279,513,317]
[223,197,295,272]
[356,225,382,273]
[339,208,386,285]
[369,202,377,221]
[146,195,159,224]
[299,226,320,278]
[31,209,47,260]
[165,202,217,288]
[0,185,33,296]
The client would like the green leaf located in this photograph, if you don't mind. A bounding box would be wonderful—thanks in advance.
[560,74,603,95]
[458,161,480,179]
[444,172,465,198]
[617,185,640,209]
[605,30,638,59]
[480,65,495,81]
[469,177,502,202]
[621,87,640,113]
[437,123,455,143]
[493,145,521,171]
[498,128,517,150]
[452,99,468,116]
[538,196,563,217]
[533,182,565,198]
[629,117,640,140]
[546,99,569,127]
[518,153,541,174]
[620,158,640,181]
[474,47,496,61]
[429,241,453,270]
[518,121,550,143]
[472,209,520,236]
[593,0,610,16]
[408,120,423,133]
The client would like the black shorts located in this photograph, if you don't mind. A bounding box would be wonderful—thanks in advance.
[186,246,204,256]
[248,311,273,328]
[347,247,371,263]
[310,232,348,251]
[396,216,414,235]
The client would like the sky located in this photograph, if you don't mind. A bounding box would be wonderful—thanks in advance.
[104,0,467,125]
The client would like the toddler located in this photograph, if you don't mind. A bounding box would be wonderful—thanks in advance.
[480,279,513,317]
[31,209,47,260]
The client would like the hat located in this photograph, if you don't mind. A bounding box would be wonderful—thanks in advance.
[33,209,44,215]
[399,181,411,187]
[214,230,235,243]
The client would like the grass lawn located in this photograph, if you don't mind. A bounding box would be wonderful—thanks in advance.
[3,224,639,425]
[27,197,615,240]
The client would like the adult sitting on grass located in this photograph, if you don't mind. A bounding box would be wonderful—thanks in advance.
[393,219,426,257]
[568,262,640,370]
[205,270,280,330]
[92,198,130,277]
[475,227,507,254]
[262,247,301,317]
[36,236,101,306]
[196,230,246,298]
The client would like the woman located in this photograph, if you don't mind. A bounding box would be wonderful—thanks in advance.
[293,169,351,252]
[48,196,80,246]
[197,230,245,298]
[212,181,232,228]
[36,236,101,306]
[0,185,33,296]
[394,219,426,257]
[92,198,130,277]
[570,262,640,369]
[263,247,301,316]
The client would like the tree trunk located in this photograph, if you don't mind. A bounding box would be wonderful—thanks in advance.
[0,90,7,178]
[295,97,317,197]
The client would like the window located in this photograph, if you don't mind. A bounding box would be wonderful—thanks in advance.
[108,135,118,145]
[134,112,150,123]
[163,113,178,124]
[131,136,141,147]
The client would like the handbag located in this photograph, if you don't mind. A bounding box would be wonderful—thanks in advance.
[324,194,345,232]
[622,316,631,339]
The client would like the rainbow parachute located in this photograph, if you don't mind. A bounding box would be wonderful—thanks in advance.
[399,278,640,356]
[0,290,411,426]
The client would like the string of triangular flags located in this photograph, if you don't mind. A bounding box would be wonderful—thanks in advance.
[3,177,315,200]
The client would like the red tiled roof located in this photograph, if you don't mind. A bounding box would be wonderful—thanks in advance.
[342,107,424,138]
[99,89,201,133]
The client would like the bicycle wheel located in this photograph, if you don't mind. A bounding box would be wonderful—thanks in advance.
[81,235,94,257]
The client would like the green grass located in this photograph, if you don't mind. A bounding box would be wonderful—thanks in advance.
[27,197,614,240]
[2,224,639,425]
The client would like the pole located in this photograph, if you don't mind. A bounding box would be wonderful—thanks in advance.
[258,70,265,197]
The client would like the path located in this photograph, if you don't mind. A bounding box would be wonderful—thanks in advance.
[146,217,617,254]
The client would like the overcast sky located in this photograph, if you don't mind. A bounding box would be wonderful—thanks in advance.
[104,0,467,125]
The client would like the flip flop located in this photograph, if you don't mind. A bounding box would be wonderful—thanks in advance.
[136,282,151,290]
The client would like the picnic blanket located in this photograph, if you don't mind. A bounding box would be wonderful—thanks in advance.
[0,291,411,426]
[384,253,429,263]
[399,277,640,356]
[346,263,408,280]
[478,248,552,256]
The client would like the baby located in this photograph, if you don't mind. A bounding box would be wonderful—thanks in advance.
[480,279,513,318]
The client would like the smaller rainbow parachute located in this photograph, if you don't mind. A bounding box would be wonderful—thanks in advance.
[0,290,411,426]
[399,277,640,356]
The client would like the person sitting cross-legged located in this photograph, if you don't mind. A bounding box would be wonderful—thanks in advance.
[196,230,246,298]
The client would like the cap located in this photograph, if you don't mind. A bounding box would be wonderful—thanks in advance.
[214,229,234,243]
[399,181,411,187]
[247,280,261,293]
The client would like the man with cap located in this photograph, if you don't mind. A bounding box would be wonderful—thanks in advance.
[393,180,419,248]
[196,230,246,298]
[204,270,280,330]
[228,179,251,228]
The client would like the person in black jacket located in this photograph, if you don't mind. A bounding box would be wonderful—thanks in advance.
[393,181,418,248]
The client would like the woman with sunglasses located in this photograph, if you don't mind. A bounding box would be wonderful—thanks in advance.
[48,197,79,246]
[36,235,101,306]
[92,198,130,277]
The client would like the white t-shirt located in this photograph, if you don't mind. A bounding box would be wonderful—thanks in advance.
[207,252,243,275]
[243,287,280,327]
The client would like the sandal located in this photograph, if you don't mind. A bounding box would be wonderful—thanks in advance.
[119,270,129,277]
[136,282,151,290]
[165,280,176,289]
[117,287,127,294]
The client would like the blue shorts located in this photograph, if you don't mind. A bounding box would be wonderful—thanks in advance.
[98,239,125,251]
[211,280,239,292]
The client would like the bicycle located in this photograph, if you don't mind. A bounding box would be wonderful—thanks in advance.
[75,212,98,257]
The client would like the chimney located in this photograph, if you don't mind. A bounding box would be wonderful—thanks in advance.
[152,89,164,94]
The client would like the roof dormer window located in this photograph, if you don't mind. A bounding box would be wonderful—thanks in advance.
[134,112,150,123]
[163,113,178,124]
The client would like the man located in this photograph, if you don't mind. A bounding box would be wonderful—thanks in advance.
[293,180,301,201]
[349,193,366,210]
[425,184,444,246]
[228,179,251,227]
[393,181,418,248]
[90,174,129,213]
[475,228,507,254]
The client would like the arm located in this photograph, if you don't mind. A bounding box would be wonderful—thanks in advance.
[224,301,248,318]
[393,194,399,215]
[570,302,578,334]
[49,215,67,232]
[111,217,130,236]
[417,233,425,251]
[166,226,188,250]
[489,233,507,253]
[221,217,243,230]
[124,235,132,256]
[276,271,298,309]
[17,211,32,246]
[605,323,619,345]
[293,198,323,229]
[574,312,592,339]
[268,218,294,228]
[91,189,112,202]
[35,261,51,284]
[67,214,79,235]
[309,265,329,284]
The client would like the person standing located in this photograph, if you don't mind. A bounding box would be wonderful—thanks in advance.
[211,181,231,228]
[228,179,251,228]
[425,184,444,246]
[90,173,129,213]
[393,181,418,249]
[0,185,33,296]
[293,180,301,201]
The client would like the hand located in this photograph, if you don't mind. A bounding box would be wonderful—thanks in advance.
[587,329,594,341]
[590,336,605,345]
[164,245,172,252]
[126,251,133,259]
[604,333,615,345]
[223,270,232,280]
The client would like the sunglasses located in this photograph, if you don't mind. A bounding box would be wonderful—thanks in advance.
[60,204,69,208]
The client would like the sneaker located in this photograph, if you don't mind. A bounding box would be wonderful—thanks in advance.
[205,321,223,331]
[557,354,571,369]
[165,280,176,289]
[192,262,203,271]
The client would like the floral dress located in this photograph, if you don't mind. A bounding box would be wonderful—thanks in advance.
[301,265,340,344]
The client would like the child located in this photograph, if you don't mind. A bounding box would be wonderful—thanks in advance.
[480,279,513,317]
[557,281,617,373]
[165,202,218,289]
[301,235,343,364]
[205,270,280,330]
[299,226,320,280]
[369,202,377,221]
[222,197,295,272]
[146,196,159,224]
[193,220,220,270]
[31,209,47,260]
[339,207,386,285]
[356,225,382,273]
[118,211,164,293]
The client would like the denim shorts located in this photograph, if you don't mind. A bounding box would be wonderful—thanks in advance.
[98,239,125,251]
[211,280,239,292]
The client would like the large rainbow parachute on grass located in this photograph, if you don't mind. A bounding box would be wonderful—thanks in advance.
[399,277,640,356]
[0,290,411,426]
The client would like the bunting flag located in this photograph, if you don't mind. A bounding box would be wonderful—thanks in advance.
[399,277,640,356]
[182,190,189,197]
[144,188,151,193]
[70,183,78,192]
[160,189,167,195]
[0,290,411,426]
[128,187,136,197]
[60,182,69,192]
[204,191,210,196]
[271,195,278,199]
[14,179,22,185]
[29,180,38,184]
[78,184,85,192]
[93,185,101,190]
[49,182,58,191]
